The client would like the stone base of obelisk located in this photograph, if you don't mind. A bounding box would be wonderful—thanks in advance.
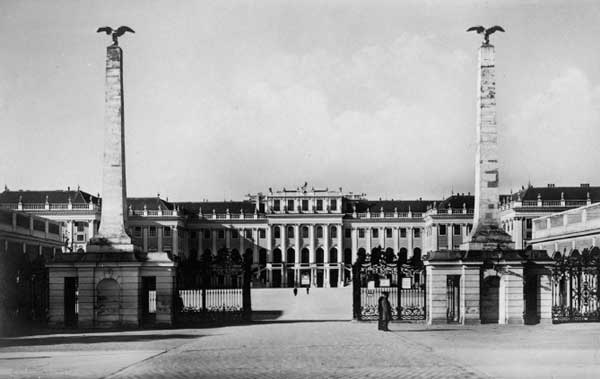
[46,247,177,329]
[460,224,515,251]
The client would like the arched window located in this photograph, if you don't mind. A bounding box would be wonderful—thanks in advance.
[272,248,282,263]
[316,248,324,263]
[302,226,309,238]
[287,248,295,263]
[259,249,267,265]
[301,248,310,263]
[329,248,338,263]
[316,226,323,238]
[399,248,408,264]
[413,247,422,261]
[331,226,337,238]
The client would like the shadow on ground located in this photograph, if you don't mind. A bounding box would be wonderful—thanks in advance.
[0,333,204,348]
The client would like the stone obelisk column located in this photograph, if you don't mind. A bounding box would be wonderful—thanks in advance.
[90,44,134,251]
[462,42,513,250]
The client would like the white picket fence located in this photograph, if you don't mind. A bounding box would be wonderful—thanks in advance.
[179,289,243,311]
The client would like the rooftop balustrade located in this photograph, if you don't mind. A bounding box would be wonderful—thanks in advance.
[532,202,600,240]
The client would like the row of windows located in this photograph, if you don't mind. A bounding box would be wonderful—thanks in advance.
[272,198,338,212]
[133,226,172,238]
[353,228,421,239]
[435,224,473,236]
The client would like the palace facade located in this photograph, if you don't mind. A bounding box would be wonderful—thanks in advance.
[2,183,599,289]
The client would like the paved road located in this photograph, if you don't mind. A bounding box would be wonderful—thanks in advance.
[1,322,600,378]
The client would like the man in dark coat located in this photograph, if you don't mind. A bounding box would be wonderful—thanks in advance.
[378,291,392,331]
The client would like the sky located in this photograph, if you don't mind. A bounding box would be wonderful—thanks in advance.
[2,0,600,202]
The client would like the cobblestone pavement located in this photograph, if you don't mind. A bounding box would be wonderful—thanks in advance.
[1,322,600,378]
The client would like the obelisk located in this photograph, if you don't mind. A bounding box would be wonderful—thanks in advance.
[462,29,513,250]
[89,32,136,252]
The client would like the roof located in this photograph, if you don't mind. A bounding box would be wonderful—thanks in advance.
[175,201,257,215]
[0,189,99,204]
[435,194,475,210]
[127,197,175,210]
[510,185,600,201]
[347,199,433,213]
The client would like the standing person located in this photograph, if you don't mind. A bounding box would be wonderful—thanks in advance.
[378,291,392,331]
[306,286,310,294]
[293,287,298,296]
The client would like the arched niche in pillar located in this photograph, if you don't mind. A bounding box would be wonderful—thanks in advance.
[96,278,120,326]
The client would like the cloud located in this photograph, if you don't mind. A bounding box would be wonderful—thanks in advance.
[502,67,600,188]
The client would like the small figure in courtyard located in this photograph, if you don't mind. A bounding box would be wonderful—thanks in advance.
[378,291,392,331]
[293,287,298,296]
[306,286,310,294]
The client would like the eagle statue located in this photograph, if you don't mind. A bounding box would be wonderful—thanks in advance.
[467,25,505,45]
[97,26,135,46]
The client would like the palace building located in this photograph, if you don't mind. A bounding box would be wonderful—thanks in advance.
[2,182,599,290]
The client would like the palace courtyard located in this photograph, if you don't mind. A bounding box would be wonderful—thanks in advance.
[1,321,599,378]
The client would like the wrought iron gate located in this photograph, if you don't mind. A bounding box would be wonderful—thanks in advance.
[551,249,600,323]
[352,248,426,321]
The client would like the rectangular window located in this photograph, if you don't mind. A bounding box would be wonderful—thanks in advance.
[232,229,239,239]
[439,225,446,235]
[274,227,281,239]
[331,227,337,239]
[134,226,142,237]
[259,229,266,239]
[76,234,85,242]
[218,230,225,239]
[358,229,365,238]
[287,200,294,211]
[386,228,392,238]
[164,227,171,237]
[413,228,421,238]
[345,228,351,238]
[288,226,295,238]
[302,200,309,211]
[149,226,157,237]
[330,199,337,211]
[526,219,532,228]
[204,230,210,239]
[453,225,461,235]
[316,199,323,211]
[273,199,280,211]
[302,227,309,238]
[372,228,379,238]
[76,223,85,232]
[316,227,323,238]
[400,228,407,238]
[246,229,253,239]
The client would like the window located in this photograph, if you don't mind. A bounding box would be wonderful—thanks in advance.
[76,223,85,232]
[400,228,406,238]
[330,199,337,211]
[331,226,337,238]
[218,230,225,239]
[149,226,157,237]
[386,228,392,238]
[232,229,239,239]
[259,229,266,239]
[287,200,294,211]
[316,226,323,238]
[439,225,446,235]
[274,226,281,238]
[302,200,309,211]
[413,228,421,238]
[273,199,280,211]
[372,228,379,238]
[358,229,365,238]
[345,228,351,238]
[316,199,323,211]
[526,218,532,228]
[76,234,85,242]
[302,226,309,238]
[164,227,171,237]
[134,226,142,237]
[204,230,210,239]
[246,229,253,239]
[287,226,294,238]
[453,225,461,235]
